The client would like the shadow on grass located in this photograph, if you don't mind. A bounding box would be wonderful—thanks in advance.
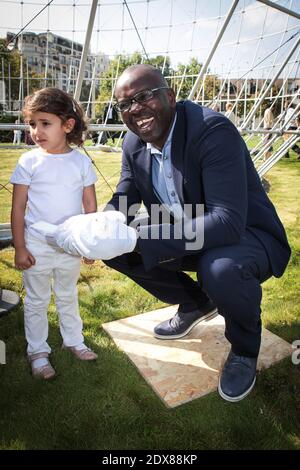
[265,318,300,346]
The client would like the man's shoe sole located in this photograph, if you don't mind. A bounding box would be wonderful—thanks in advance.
[218,376,256,403]
[154,308,218,340]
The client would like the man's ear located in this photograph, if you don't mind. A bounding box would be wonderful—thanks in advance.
[167,88,176,108]
[64,118,76,134]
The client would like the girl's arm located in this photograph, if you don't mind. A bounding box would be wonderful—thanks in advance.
[82,184,97,264]
[11,184,36,270]
[83,184,97,214]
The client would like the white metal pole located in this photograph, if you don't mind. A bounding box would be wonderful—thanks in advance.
[257,0,300,20]
[26,60,29,96]
[188,0,239,101]
[8,62,11,111]
[74,0,98,101]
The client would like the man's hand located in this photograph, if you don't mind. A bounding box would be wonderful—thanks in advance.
[14,247,36,270]
[83,257,95,265]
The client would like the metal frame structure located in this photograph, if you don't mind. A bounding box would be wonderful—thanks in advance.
[0,0,299,172]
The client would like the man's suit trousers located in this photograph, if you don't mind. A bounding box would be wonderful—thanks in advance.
[104,230,272,357]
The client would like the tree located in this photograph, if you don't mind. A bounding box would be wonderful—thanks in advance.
[202,74,220,102]
[173,57,218,102]
[0,38,21,107]
[0,38,46,112]
[24,70,45,95]
[174,57,202,99]
[145,55,172,78]
[236,97,255,121]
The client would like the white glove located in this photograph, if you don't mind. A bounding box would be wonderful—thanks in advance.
[31,211,137,260]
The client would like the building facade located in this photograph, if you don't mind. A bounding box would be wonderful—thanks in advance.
[7,31,109,94]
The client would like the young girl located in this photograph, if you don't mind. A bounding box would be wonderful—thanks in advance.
[10,87,98,380]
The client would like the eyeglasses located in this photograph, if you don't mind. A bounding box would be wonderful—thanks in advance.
[114,86,169,113]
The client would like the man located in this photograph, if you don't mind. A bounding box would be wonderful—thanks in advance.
[102,103,119,144]
[262,102,274,161]
[104,64,291,402]
[225,102,238,126]
[13,119,22,145]
[282,101,300,159]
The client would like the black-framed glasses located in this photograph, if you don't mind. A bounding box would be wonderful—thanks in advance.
[114,86,169,113]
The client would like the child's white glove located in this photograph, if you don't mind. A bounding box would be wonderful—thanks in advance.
[30,211,137,260]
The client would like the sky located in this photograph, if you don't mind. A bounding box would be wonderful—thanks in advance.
[0,0,299,78]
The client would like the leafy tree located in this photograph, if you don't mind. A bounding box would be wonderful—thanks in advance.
[174,57,202,99]
[236,98,252,121]
[0,38,21,106]
[0,38,46,111]
[24,71,45,95]
[145,55,172,78]
[173,57,218,102]
[202,74,220,102]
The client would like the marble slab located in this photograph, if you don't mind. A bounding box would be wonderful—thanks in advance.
[103,306,292,408]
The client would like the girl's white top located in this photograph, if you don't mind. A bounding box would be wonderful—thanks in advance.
[10,148,97,237]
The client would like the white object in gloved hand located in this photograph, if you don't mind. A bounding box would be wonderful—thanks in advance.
[31,211,137,260]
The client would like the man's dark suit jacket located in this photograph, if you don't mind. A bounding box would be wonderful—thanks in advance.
[107,100,291,274]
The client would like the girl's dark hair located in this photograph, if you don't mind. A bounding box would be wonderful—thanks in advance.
[23,87,88,146]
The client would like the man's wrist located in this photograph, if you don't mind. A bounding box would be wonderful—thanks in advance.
[133,235,140,253]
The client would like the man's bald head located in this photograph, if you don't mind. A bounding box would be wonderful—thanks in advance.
[116,64,168,93]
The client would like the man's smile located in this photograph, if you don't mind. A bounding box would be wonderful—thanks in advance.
[135,116,155,131]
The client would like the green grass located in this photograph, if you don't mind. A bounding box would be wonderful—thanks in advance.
[0,147,299,450]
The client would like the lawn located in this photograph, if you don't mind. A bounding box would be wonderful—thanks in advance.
[0,146,299,450]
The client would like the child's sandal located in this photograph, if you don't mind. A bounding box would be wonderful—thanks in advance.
[28,352,56,380]
[62,345,98,361]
